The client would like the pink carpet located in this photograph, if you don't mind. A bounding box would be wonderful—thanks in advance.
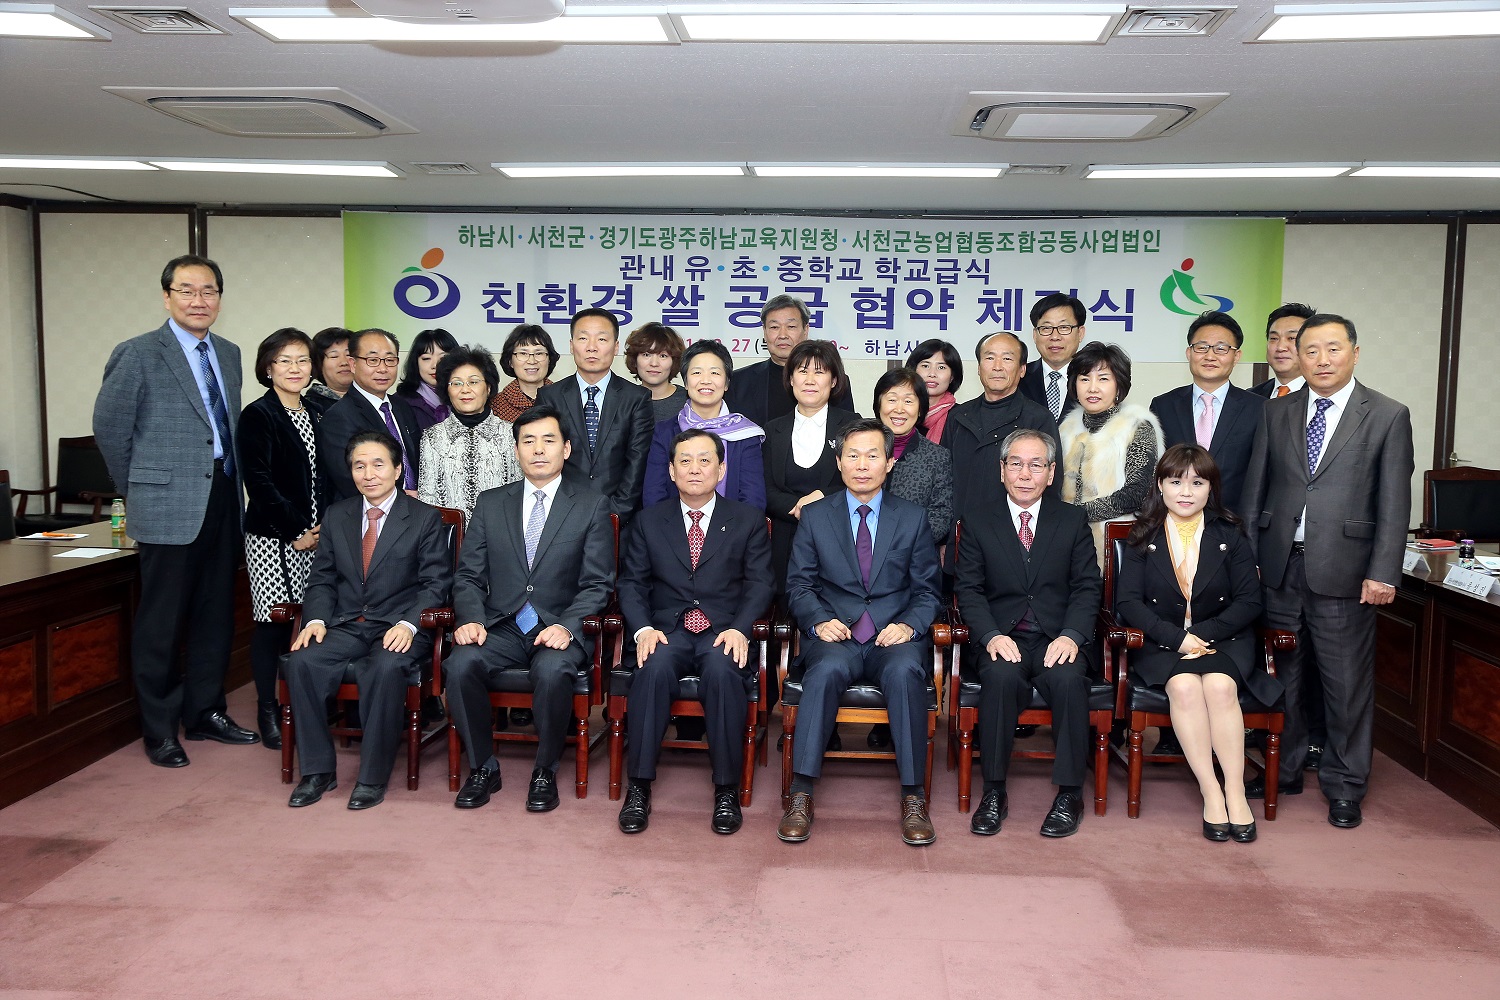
[3,682,1499,1000]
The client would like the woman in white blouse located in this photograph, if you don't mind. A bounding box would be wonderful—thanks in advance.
[418,345,522,522]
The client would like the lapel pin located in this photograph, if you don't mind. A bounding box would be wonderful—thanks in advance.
[1219,543,1227,551]
[1147,543,1157,552]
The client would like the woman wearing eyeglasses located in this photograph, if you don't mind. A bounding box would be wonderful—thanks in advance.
[238,327,330,749]
[491,324,559,422]
[1057,341,1162,567]
[418,344,522,522]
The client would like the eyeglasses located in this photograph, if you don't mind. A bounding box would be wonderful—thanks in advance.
[271,356,313,368]
[1189,343,1237,356]
[169,286,220,301]
[358,356,400,369]
[448,377,487,389]
[511,349,550,361]
[1004,459,1053,474]
[1034,324,1079,338]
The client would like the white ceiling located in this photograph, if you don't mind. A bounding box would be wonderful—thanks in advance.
[2,0,1499,212]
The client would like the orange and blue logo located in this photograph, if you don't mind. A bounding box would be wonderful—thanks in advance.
[1159,258,1234,316]
[395,247,461,320]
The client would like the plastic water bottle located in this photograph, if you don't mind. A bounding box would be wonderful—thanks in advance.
[110,498,126,538]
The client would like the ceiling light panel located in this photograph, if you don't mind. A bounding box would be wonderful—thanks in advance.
[1352,163,1500,177]
[673,3,1125,42]
[750,164,1006,178]
[230,7,677,42]
[0,156,154,169]
[150,160,399,177]
[1253,2,1500,41]
[0,3,109,37]
[496,164,747,178]
[1087,163,1353,178]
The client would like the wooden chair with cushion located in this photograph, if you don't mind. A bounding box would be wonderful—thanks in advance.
[269,505,465,791]
[13,437,119,535]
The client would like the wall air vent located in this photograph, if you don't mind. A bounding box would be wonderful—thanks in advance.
[1116,6,1235,36]
[102,87,419,138]
[90,6,224,33]
[954,91,1228,142]
[412,162,480,175]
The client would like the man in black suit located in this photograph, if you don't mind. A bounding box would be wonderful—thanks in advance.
[780,418,943,846]
[536,308,655,525]
[283,431,451,810]
[317,329,423,501]
[614,428,775,835]
[444,404,615,812]
[725,294,855,426]
[1251,302,1316,399]
[956,428,1101,838]
[1019,292,1085,423]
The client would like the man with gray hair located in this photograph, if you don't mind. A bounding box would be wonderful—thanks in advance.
[726,293,854,426]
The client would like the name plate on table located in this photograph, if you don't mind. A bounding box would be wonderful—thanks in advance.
[1403,550,1429,574]
[1443,565,1499,599]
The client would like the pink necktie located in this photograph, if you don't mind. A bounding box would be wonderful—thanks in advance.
[1195,393,1215,448]
[683,510,710,634]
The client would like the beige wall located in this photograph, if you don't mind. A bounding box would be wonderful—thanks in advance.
[1455,224,1500,471]
[0,207,41,491]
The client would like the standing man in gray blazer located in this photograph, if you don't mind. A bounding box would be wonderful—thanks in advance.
[94,255,258,768]
[1243,313,1413,829]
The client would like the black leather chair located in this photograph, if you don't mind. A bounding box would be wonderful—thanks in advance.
[13,437,119,535]
[1414,466,1500,543]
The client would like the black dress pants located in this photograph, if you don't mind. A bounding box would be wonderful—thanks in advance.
[975,632,1089,788]
[626,629,751,787]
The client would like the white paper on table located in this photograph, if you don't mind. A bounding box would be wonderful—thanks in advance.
[52,548,117,559]
[22,532,88,540]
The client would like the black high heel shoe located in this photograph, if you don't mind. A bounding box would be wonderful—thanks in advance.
[1203,820,1230,842]
[1229,821,1257,843]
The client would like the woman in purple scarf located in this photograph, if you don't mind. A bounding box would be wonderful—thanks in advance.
[643,339,767,510]
[395,327,459,430]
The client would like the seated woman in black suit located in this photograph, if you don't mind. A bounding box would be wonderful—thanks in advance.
[1116,444,1280,843]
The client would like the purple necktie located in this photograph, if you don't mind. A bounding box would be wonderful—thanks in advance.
[852,504,876,643]
[379,400,416,489]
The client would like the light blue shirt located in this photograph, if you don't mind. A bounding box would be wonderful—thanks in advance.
[578,370,613,409]
[169,317,228,460]
[845,488,885,547]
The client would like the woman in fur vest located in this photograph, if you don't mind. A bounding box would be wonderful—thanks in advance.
[1058,341,1163,567]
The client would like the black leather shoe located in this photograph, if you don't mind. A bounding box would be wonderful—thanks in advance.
[1229,821,1258,843]
[257,701,282,751]
[618,783,651,834]
[184,710,259,745]
[455,761,502,809]
[1245,773,1303,799]
[970,789,1009,836]
[288,772,336,807]
[711,789,743,835]
[1040,791,1083,838]
[1305,744,1323,770]
[510,708,534,727]
[1328,799,1362,829]
[1015,724,1038,739]
[526,767,560,812]
[1203,820,1231,842]
[347,782,386,810]
[867,724,891,749]
[143,737,189,768]
[1152,729,1183,757]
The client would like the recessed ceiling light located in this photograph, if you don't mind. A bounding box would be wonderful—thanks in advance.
[1087,163,1353,178]
[750,164,1006,178]
[230,7,676,43]
[675,3,1124,42]
[1352,163,1500,177]
[495,164,747,178]
[150,160,399,177]
[0,3,109,38]
[0,156,154,170]
[1253,2,1500,41]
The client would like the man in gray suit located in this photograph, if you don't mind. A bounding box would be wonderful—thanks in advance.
[94,255,258,768]
[444,404,615,812]
[1243,313,1414,829]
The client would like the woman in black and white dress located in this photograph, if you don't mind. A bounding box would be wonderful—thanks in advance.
[418,344,522,522]
[238,328,329,749]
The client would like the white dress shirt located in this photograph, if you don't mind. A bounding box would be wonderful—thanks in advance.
[519,473,564,539]
[1007,494,1042,537]
[791,404,830,468]
[1295,377,1359,542]
[1273,375,1306,394]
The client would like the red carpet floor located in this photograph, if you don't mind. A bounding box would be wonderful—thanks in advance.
[4,683,1500,999]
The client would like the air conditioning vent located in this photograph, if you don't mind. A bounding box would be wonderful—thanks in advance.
[1117,7,1235,36]
[89,6,224,33]
[955,91,1228,142]
[103,87,420,138]
[1005,164,1071,176]
[412,162,480,175]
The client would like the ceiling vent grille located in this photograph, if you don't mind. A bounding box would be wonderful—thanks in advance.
[103,87,420,138]
[1117,6,1235,36]
[89,6,224,33]
[1005,164,1071,176]
[412,162,480,175]
[954,91,1228,142]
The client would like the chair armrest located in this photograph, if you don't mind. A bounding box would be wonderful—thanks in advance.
[1260,627,1296,678]
[1098,609,1143,651]
[268,602,302,625]
[77,489,122,518]
[419,607,454,630]
[12,485,57,517]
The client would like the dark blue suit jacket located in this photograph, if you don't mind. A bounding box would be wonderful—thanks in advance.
[641,418,767,511]
[1149,384,1264,518]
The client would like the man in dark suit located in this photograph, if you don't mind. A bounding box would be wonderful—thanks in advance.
[615,428,775,835]
[780,418,943,845]
[536,308,655,525]
[1019,292,1085,423]
[956,429,1101,838]
[93,254,258,768]
[444,404,615,812]
[725,294,855,427]
[1243,314,1414,829]
[1251,302,1316,398]
[282,431,451,810]
[317,328,423,502]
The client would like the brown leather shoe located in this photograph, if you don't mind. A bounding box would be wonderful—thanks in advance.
[901,794,936,846]
[777,792,814,842]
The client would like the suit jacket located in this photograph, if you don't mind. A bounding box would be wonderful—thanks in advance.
[726,357,856,428]
[941,391,1061,529]
[954,497,1101,653]
[316,388,423,502]
[1019,358,1078,422]
[454,477,615,641]
[618,498,774,640]
[1149,384,1265,517]
[763,406,863,588]
[93,322,243,545]
[1250,378,1276,399]
[786,490,942,638]
[1243,381,1414,597]
[301,491,451,630]
[642,417,767,510]
[537,374,655,523]
[238,390,329,541]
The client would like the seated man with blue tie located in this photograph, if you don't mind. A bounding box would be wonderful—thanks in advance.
[955,429,1102,838]
[444,404,616,812]
[283,431,452,810]
[780,418,943,846]
[615,428,775,835]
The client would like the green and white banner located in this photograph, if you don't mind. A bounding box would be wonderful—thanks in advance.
[345,211,1283,363]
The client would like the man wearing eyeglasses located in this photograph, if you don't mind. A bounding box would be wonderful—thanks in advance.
[1020,293,1086,423]
[94,255,259,768]
[316,328,423,503]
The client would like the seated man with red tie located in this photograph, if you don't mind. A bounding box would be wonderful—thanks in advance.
[615,428,775,835]
[282,431,451,810]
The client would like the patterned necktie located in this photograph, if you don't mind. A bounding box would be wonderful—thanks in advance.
[379,401,416,490]
[851,504,876,643]
[194,341,234,479]
[1046,369,1063,420]
[361,507,383,578]
[1306,397,1334,477]
[683,509,711,634]
[1018,509,1034,551]
[1195,392,1216,448]
[1275,384,1290,398]
[584,384,601,453]
[515,489,546,633]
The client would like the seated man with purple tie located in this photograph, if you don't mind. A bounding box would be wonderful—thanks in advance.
[615,429,775,835]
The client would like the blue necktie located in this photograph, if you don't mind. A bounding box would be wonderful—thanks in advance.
[1306,397,1334,477]
[195,341,234,480]
[852,504,876,643]
[515,489,546,633]
[584,384,601,454]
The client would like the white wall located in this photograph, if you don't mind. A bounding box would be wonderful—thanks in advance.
[0,206,41,491]
[1454,224,1500,471]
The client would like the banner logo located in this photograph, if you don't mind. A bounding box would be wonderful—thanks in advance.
[394,247,461,320]
[1159,258,1234,316]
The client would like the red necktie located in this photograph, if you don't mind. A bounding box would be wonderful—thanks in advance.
[683,510,710,634]
[1018,510,1034,551]
[362,507,384,578]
